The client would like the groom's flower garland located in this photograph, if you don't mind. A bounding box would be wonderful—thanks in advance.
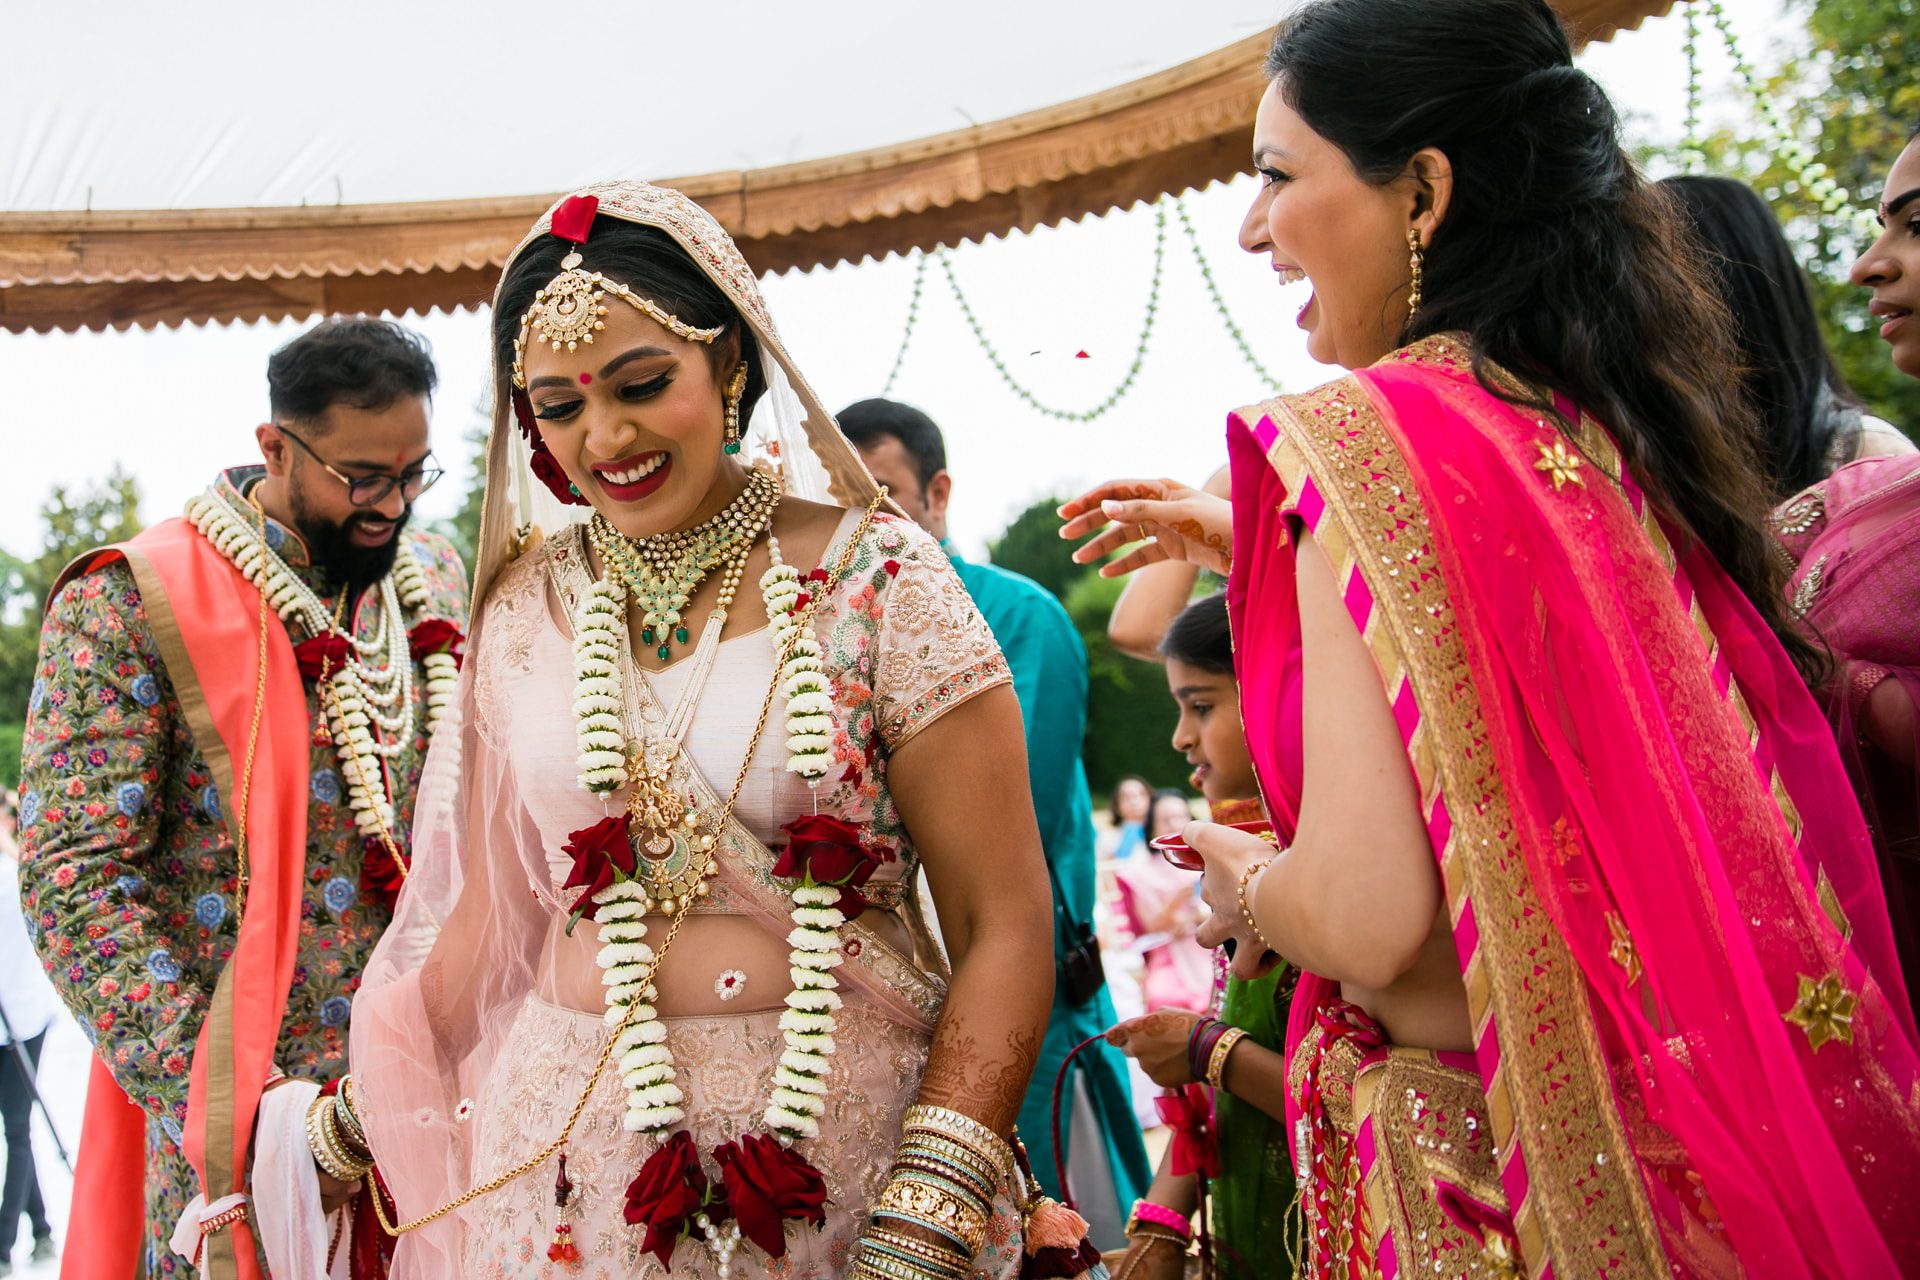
[559,503,885,1271]
[186,488,463,851]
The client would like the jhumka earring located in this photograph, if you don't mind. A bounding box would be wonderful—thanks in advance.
[721,361,750,456]
[1406,227,1426,324]
[511,194,727,391]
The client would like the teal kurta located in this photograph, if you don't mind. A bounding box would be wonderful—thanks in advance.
[944,545,1150,1234]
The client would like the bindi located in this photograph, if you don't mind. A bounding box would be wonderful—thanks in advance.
[578,373,593,385]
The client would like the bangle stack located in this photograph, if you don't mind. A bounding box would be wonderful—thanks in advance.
[305,1076,374,1183]
[854,1104,1013,1279]
[1186,1019,1248,1091]
[1116,1200,1192,1280]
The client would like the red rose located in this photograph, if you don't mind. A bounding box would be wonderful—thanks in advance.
[773,815,880,916]
[623,1131,718,1269]
[561,815,636,929]
[713,1134,826,1258]
[293,633,352,682]
[407,619,465,669]
[528,442,590,507]
[361,835,408,911]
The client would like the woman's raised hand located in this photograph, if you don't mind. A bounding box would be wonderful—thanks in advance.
[1057,479,1233,577]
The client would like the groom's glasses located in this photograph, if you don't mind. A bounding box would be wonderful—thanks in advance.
[276,423,444,508]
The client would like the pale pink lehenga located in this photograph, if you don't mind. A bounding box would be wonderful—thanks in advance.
[351,511,1028,1278]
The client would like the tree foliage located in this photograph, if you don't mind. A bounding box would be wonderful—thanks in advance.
[0,467,144,789]
[1678,0,1920,433]
[989,495,1191,797]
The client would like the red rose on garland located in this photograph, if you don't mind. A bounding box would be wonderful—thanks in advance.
[360,834,408,911]
[561,814,636,932]
[623,1131,724,1268]
[407,618,465,669]
[773,814,881,917]
[293,633,352,682]
[712,1134,826,1258]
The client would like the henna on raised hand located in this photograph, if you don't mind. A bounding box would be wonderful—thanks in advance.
[916,1014,1043,1135]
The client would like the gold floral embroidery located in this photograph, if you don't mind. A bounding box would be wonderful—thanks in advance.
[1815,866,1853,941]
[1533,440,1587,491]
[1791,553,1828,618]
[1784,970,1858,1050]
[1606,911,1643,988]
[1772,488,1825,536]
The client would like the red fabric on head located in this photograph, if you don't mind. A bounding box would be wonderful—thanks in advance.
[550,194,600,245]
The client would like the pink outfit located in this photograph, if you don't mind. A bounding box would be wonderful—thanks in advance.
[351,516,1029,1278]
[1778,454,1920,1023]
[1113,857,1213,1014]
[1227,336,1920,1277]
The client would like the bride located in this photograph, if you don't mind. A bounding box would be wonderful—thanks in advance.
[343,182,1064,1279]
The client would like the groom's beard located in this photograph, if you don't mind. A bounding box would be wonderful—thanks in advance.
[290,490,412,597]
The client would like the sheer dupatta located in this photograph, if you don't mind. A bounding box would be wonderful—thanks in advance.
[1227,336,1920,1277]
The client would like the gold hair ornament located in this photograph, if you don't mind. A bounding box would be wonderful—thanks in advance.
[511,246,725,389]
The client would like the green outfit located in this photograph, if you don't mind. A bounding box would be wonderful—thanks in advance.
[942,544,1151,1237]
[1213,969,1297,1279]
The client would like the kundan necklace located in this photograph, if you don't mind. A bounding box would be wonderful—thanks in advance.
[589,466,782,662]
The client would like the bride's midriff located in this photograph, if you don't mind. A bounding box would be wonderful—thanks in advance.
[534,906,916,1017]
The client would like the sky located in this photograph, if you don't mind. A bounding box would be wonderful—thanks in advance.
[0,1,1810,565]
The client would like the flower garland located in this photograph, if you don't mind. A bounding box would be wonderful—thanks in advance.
[186,488,463,851]
[553,494,888,1271]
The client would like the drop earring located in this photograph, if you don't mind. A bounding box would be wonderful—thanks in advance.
[1406,228,1425,326]
[721,361,749,456]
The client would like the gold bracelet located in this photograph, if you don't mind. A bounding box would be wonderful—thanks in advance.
[897,1134,1001,1193]
[1237,856,1278,956]
[900,1105,1014,1175]
[336,1076,368,1146]
[875,1178,988,1254]
[862,1226,971,1275]
[853,1251,963,1280]
[1206,1026,1249,1091]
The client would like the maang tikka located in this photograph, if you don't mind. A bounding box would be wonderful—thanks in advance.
[510,194,726,390]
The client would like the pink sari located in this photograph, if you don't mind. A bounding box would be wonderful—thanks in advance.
[1226,335,1920,1278]
[1777,455,1920,1025]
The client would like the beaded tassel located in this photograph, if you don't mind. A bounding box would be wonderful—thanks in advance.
[548,1152,581,1266]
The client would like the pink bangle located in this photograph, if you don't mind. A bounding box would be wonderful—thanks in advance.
[1129,1200,1192,1241]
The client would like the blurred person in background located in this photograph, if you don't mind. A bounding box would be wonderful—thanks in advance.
[1,791,58,1277]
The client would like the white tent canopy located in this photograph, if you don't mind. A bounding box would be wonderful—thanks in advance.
[3,1,1282,213]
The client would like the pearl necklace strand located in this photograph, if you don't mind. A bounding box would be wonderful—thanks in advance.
[186,486,453,838]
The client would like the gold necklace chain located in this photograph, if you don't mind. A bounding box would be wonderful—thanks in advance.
[230,496,277,926]
[371,487,887,1237]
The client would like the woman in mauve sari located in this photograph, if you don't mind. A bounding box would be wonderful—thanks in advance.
[1063,1,1920,1274]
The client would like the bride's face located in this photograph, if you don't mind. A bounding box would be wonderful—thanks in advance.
[520,294,744,537]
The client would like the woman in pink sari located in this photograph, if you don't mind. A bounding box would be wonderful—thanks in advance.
[1063,1,1920,1274]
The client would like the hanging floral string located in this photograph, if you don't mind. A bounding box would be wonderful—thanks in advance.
[879,252,927,396]
[1174,198,1285,393]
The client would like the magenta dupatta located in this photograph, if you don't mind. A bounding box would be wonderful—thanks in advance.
[1226,336,1920,1277]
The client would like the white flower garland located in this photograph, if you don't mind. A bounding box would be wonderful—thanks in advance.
[187,488,454,839]
[575,530,852,1143]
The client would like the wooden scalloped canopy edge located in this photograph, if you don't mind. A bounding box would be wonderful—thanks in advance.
[0,1,1677,335]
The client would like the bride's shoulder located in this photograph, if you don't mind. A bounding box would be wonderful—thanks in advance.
[477,526,577,623]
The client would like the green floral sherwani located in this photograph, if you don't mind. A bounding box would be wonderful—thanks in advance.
[14,467,467,1275]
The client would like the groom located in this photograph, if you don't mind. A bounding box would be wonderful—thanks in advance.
[841,397,1152,1249]
[16,318,467,1277]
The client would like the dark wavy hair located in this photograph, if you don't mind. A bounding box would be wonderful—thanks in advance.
[1265,0,1819,678]
[268,317,437,428]
[492,219,766,415]
[1662,175,1863,496]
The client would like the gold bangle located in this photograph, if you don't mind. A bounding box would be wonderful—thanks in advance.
[862,1227,971,1275]
[306,1093,372,1182]
[900,1105,1014,1174]
[1237,856,1277,956]
[897,1134,1001,1193]
[1206,1026,1249,1092]
[875,1179,988,1254]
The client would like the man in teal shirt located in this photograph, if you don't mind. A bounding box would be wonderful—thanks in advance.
[841,399,1150,1247]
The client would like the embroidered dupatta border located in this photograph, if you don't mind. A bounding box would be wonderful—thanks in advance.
[1248,379,1666,1279]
